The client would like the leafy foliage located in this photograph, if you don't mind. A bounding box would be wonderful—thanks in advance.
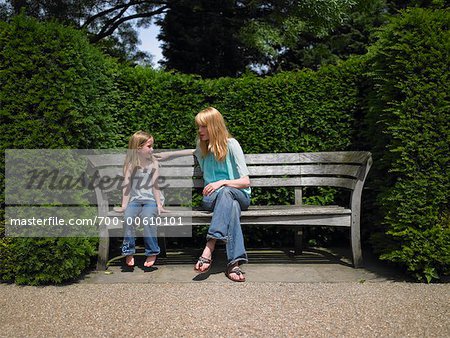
[0,15,110,285]
[364,8,450,282]
[0,14,120,149]
[1,0,168,64]
[112,61,360,154]
[1,236,97,285]
[279,0,387,71]
[158,0,249,78]
[159,0,359,75]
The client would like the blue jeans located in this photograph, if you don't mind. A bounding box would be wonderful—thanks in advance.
[122,200,160,257]
[202,187,250,266]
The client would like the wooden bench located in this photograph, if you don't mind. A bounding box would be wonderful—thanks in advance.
[86,151,372,270]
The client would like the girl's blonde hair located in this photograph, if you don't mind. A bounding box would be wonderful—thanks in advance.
[195,107,230,161]
[124,130,153,172]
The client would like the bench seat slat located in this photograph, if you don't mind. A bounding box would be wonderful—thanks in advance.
[104,205,351,229]
[106,205,350,218]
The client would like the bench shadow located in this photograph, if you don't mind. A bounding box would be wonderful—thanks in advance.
[104,244,406,282]
[106,255,159,273]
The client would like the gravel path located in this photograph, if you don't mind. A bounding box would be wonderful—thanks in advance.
[1,282,449,337]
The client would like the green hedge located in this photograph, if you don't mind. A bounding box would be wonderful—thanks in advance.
[114,64,361,153]
[365,9,450,282]
[0,15,120,149]
[0,15,116,285]
[0,232,97,286]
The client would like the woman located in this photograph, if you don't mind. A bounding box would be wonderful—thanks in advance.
[159,107,251,282]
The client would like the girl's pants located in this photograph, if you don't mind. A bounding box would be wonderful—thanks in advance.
[122,200,160,257]
[202,187,250,266]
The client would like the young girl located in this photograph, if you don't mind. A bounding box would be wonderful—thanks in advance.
[156,107,251,282]
[116,131,167,268]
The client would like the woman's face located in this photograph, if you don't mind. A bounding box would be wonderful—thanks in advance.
[198,125,209,141]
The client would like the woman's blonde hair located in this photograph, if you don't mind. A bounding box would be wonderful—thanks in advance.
[124,130,153,172]
[195,107,230,161]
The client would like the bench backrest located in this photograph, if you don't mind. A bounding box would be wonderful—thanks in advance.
[86,151,372,194]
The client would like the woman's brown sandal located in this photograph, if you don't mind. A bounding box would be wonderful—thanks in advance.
[194,256,212,273]
[225,266,246,282]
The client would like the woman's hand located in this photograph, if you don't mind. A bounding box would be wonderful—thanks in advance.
[154,149,195,161]
[153,152,171,161]
[203,176,250,196]
[203,181,225,196]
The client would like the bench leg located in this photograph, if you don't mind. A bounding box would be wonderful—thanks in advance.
[158,236,167,258]
[351,218,363,268]
[351,234,363,268]
[294,228,303,255]
[96,229,110,270]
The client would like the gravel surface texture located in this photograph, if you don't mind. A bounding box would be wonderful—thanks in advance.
[1,282,449,337]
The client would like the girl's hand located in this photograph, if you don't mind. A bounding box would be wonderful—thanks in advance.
[203,181,224,196]
[157,205,170,215]
[113,206,125,213]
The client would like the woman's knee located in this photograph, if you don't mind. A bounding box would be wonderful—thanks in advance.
[218,186,235,199]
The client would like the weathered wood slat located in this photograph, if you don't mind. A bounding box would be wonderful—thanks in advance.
[86,153,195,171]
[248,177,356,189]
[159,166,201,176]
[104,206,351,229]
[145,206,350,217]
[94,164,361,179]
[244,152,371,165]
[247,164,360,177]
[87,151,371,170]
[91,172,357,191]
[86,154,125,171]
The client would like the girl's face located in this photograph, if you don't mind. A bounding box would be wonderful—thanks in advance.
[198,125,209,141]
[138,138,154,158]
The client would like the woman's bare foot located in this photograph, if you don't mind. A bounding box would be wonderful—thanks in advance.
[194,239,216,272]
[226,263,246,282]
[125,255,134,267]
[144,255,157,267]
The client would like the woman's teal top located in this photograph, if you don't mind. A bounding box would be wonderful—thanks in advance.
[194,138,251,196]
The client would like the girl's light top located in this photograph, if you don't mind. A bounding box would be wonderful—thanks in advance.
[129,167,155,202]
[194,138,251,196]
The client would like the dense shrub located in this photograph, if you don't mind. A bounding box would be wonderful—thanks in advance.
[0,15,120,149]
[114,67,204,149]
[205,64,361,154]
[114,63,361,153]
[0,16,115,284]
[1,236,97,285]
[364,9,450,282]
